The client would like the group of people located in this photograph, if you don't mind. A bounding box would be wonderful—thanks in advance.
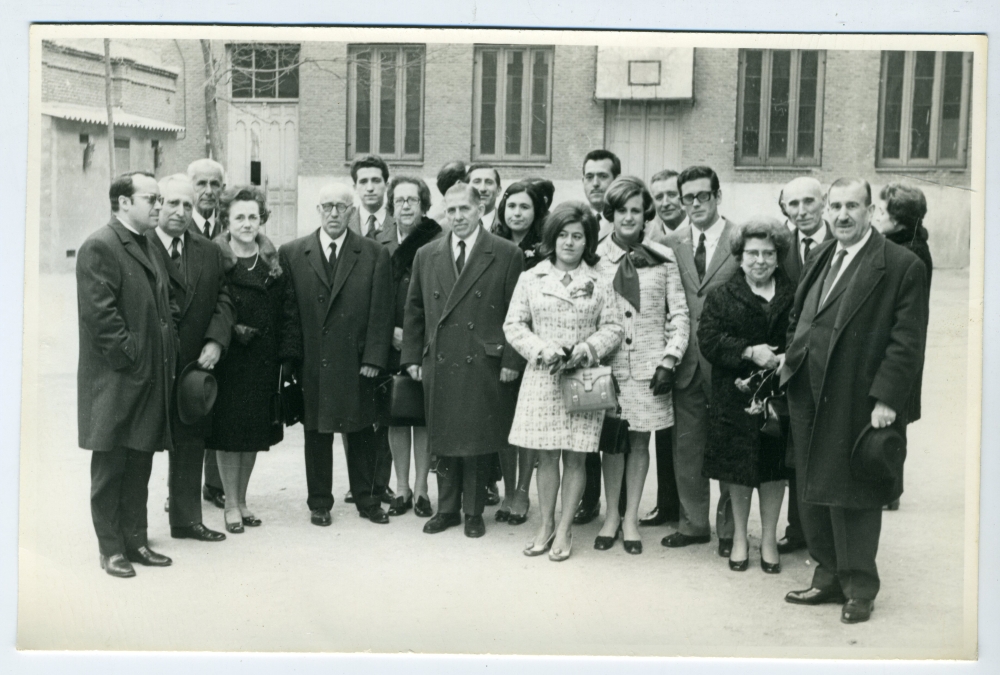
[77,148,932,626]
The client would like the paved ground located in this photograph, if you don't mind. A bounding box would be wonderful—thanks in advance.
[16,269,975,658]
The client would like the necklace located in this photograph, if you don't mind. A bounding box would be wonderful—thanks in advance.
[247,251,260,271]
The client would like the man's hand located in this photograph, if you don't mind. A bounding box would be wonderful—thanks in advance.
[360,365,380,378]
[871,401,897,429]
[500,367,520,383]
[197,340,222,369]
[407,365,422,382]
[392,327,404,351]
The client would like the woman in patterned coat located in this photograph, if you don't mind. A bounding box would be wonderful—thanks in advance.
[593,176,690,555]
[504,202,624,561]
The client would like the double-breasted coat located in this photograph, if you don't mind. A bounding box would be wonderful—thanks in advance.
[76,217,178,452]
[280,228,394,434]
[401,228,525,457]
[780,231,929,509]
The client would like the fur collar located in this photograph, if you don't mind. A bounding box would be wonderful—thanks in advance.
[391,217,442,283]
[215,231,282,278]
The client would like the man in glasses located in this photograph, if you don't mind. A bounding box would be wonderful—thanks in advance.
[280,182,394,527]
[653,165,739,556]
[77,171,178,577]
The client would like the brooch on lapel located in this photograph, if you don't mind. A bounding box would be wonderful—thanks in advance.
[570,280,595,300]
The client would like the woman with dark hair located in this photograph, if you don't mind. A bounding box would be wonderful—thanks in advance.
[504,201,624,561]
[698,216,795,572]
[593,176,690,554]
[382,176,443,518]
[208,186,294,533]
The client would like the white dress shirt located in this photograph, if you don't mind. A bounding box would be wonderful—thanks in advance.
[319,227,348,261]
[154,227,184,256]
[796,224,829,264]
[481,208,497,233]
[192,210,216,238]
[451,225,481,265]
[359,204,387,236]
[692,215,727,266]
[826,226,873,294]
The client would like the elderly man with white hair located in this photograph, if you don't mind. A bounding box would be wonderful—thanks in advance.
[187,158,226,240]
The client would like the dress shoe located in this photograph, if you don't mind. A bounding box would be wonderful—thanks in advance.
[310,509,332,527]
[344,490,355,504]
[224,508,244,533]
[884,499,900,511]
[623,539,643,555]
[573,502,600,525]
[423,512,461,534]
[203,486,225,509]
[841,598,874,624]
[728,557,749,571]
[125,546,172,567]
[718,537,733,558]
[359,506,390,524]
[661,532,711,548]
[549,534,573,562]
[414,495,433,518]
[485,483,501,507]
[760,558,782,574]
[507,509,529,526]
[639,506,678,527]
[777,537,807,554]
[523,532,555,557]
[594,526,621,551]
[785,586,848,606]
[171,523,226,542]
[100,553,136,578]
[494,508,510,523]
[464,514,486,538]
[387,495,413,516]
[382,486,396,505]
[242,514,262,527]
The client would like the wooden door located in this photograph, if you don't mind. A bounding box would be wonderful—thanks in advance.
[605,100,682,181]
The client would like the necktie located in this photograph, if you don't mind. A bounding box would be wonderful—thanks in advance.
[326,242,338,284]
[694,232,707,281]
[366,214,378,239]
[801,237,813,264]
[203,222,211,239]
[456,240,466,274]
[170,237,182,271]
[819,250,848,308]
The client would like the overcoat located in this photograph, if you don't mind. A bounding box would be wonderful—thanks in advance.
[780,221,831,285]
[280,228,393,434]
[76,217,178,452]
[401,228,525,456]
[147,226,234,444]
[780,231,929,509]
[388,217,444,371]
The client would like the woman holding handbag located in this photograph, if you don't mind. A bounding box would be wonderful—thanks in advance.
[504,202,624,561]
[698,216,794,572]
[593,176,690,555]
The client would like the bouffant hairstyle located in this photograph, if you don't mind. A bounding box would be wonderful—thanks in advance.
[436,160,467,196]
[602,175,656,224]
[729,215,792,260]
[880,182,928,232]
[385,175,433,216]
[539,201,601,267]
[218,185,270,229]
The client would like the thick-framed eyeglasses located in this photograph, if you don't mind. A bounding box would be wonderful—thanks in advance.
[320,202,351,215]
[132,193,162,206]
[680,191,716,206]
[743,249,778,260]
[393,197,421,208]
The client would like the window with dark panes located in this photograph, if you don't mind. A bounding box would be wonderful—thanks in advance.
[736,49,826,167]
[473,46,553,162]
[230,44,300,100]
[348,45,424,160]
[877,51,972,168]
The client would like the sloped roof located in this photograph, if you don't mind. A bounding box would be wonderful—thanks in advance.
[42,102,184,133]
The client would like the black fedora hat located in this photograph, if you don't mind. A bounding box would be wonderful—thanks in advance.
[176,361,218,425]
[850,424,907,502]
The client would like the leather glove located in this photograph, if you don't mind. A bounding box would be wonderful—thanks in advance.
[649,366,675,396]
[281,359,299,386]
[234,323,260,345]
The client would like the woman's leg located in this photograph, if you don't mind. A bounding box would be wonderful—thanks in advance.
[532,450,560,547]
[554,451,587,553]
[622,431,651,542]
[412,427,431,500]
[498,445,518,512]
[236,451,258,518]
[729,484,753,562]
[510,448,536,517]
[596,453,625,538]
[216,450,242,525]
[388,426,413,499]
[758,480,786,564]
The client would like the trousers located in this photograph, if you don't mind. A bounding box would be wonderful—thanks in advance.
[304,427,386,512]
[90,448,155,556]
[168,440,205,527]
[436,454,491,516]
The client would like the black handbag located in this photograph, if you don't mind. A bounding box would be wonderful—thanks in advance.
[760,395,789,439]
[599,401,631,455]
[271,365,304,428]
[390,374,425,425]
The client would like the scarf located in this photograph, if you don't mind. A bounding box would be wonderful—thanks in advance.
[610,233,668,312]
[391,217,442,284]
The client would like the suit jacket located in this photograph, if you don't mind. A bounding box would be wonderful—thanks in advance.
[280,228,394,433]
[401,228,525,456]
[780,230,929,509]
[348,207,395,242]
[147,226,235,443]
[192,211,223,241]
[653,218,741,393]
[76,217,178,452]
[780,221,832,286]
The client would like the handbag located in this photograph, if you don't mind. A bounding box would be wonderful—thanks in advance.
[269,369,284,431]
[560,365,618,413]
[599,405,631,454]
[389,374,425,425]
[760,395,789,439]
[271,365,304,428]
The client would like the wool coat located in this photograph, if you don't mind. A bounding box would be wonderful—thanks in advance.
[780,231,929,509]
[388,217,444,371]
[780,221,831,286]
[401,228,525,456]
[280,228,393,434]
[76,217,178,452]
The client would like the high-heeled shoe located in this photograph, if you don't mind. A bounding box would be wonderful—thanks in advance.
[224,509,244,534]
[495,508,511,523]
[760,556,782,574]
[241,512,262,527]
[729,557,749,571]
[549,534,573,562]
[623,538,643,555]
[523,532,555,557]
[507,504,529,526]
[594,525,621,551]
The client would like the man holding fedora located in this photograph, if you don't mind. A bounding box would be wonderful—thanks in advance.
[148,173,234,543]
[780,177,929,624]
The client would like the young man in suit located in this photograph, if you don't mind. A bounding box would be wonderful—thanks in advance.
[781,178,928,624]
[465,163,501,233]
[280,182,395,526]
[148,174,234,544]
[653,165,738,557]
[76,172,177,577]
[402,183,525,538]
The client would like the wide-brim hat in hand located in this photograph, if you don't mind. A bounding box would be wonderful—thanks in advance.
[177,361,218,425]
[850,423,907,503]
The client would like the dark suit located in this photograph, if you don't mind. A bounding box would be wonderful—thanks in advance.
[147,227,234,528]
[781,229,928,601]
[193,211,223,241]
[76,217,178,556]
[280,228,394,513]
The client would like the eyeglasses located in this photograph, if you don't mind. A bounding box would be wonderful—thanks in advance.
[320,202,351,215]
[393,197,421,207]
[680,191,716,206]
[743,249,778,260]
[132,193,162,206]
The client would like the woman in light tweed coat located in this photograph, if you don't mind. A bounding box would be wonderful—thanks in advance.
[504,202,624,561]
[594,176,690,555]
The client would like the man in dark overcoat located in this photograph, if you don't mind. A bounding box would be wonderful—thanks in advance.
[76,172,177,578]
[147,174,233,543]
[780,178,929,624]
[280,181,394,526]
[402,183,524,538]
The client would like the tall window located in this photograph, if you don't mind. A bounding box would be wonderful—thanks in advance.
[877,51,972,168]
[347,45,424,160]
[231,44,300,99]
[114,137,130,173]
[736,49,826,167]
[473,46,553,162]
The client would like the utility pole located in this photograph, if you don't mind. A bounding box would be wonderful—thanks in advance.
[104,39,116,178]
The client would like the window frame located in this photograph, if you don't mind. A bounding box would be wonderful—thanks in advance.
[735,49,827,168]
[229,43,301,101]
[472,45,554,163]
[876,50,972,169]
[346,44,426,162]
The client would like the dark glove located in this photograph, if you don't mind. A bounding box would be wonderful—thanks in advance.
[281,359,299,386]
[649,366,675,396]
[234,323,260,345]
